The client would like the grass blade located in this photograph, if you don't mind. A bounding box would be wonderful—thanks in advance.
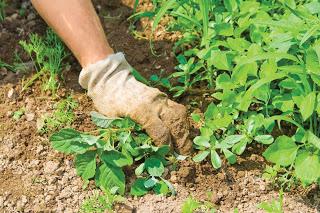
[199,0,209,48]
[152,0,175,32]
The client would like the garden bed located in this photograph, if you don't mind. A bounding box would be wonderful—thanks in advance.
[0,0,319,212]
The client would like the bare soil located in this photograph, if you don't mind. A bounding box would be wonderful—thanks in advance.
[0,0,319,212]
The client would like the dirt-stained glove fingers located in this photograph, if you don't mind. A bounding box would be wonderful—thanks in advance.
[160,100,192,155]
[141,115,172,147]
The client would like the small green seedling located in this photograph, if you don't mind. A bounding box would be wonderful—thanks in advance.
[192,103,273,169]
[79,189,124,213]
[0,0,6,21]
[50,111,175,196]
[181,196,215,213]
[12,108,25,121]
[20,28,66,92]
[257,190,284,213]
[39,96,78,133]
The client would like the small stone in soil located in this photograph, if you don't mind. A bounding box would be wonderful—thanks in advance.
[43,161,60,174]
[25,113,35,121]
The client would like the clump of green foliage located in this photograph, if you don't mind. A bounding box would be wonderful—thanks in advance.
[20,29,66,92]
[50,112,175,196]
[39,96,78,133]
[257,190,284,213]
[138,0,320,187]
[181,196,216,213]
[79,189,124,213]
[12,108,25,121]
[0,0,6,21]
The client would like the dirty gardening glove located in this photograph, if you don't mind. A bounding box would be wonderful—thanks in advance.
[79,53,192,154]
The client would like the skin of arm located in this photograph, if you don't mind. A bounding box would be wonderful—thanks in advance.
[31,0,114,67]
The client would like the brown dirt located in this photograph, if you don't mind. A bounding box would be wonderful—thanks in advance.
[0,0,319,212]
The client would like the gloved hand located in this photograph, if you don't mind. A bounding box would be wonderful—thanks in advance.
[79,53,192,154]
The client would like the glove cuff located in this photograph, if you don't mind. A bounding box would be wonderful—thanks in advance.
[79,52,131,89]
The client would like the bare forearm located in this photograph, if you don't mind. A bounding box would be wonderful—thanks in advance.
[31,0,114,67]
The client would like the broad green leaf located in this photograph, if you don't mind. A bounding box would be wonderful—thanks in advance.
[156,145,171,156]
[95,163,125,195]
[80,134,99,145]
[210,149,222,169]
[223,149,237,164]
[295,150,320,186]
[216,73,234,90]
[224,0,238,12]
[100,150,133,167]
[193,136,210,148]
[191,113,201,122]
[145,157,165,177]
[293,128,306,143]
[237,73,285,112]
[192,150,210,162]
[231,65,249,86]
[225,135,245,145]
[154,181,170,195]
[232,140,247,155]
[135,163,145,176]
[90,111,117,128]
[75,150,96,180]
[263,136,298,166]
[220,135,245,146]
[181,197,201,213]
[299,92,316,121]
[160,177,176,196]
[254,135,274,145]
[130,178,149,196]
[307,131,320,150]
[204,103,218,120]
[272,94,294,113]
[50,128,91,154]
[252,84,270,103]
[144,177,158,188]
[227,38,250,52]
[306,48,320,74]
[215,23,234,36]
[260,60,277,79]
[206,115,233,130]
[210,51,231,71]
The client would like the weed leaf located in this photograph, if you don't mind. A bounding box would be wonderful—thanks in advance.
[263,136,298,166]
[145,157,165,177]
[100,150,133,167]
[130,178,149,196]
[91,111,118,128]
[50,128,91,154]
[295,150,320,186]
[75,150,97,180]
[95,163,125,195]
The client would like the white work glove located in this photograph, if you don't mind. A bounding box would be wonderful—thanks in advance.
[79,53,192,154]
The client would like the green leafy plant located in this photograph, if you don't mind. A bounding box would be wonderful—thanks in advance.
[50,112,174,196]
[20,28,66,92]
[39,96,78,133]
[79,189,124,213]
[131,68,172,90]
[192,103,273,169]
[181,196,216,213]
[0,0,6,21]
[257,190,284,213]
[12,108,25,121]
[136,0,320,187]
